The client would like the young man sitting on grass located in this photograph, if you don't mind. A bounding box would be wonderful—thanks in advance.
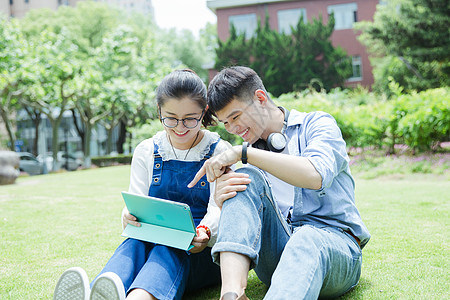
[189,66,371,299]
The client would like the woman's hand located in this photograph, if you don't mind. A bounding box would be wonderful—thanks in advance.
[121,206,141,229]
[189,228,210,253]
[188,146,241,187]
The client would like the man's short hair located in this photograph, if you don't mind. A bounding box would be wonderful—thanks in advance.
[207,66,270,113]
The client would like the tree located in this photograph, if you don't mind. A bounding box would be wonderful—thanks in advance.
[214,14,351,96]
[289,14,351,93]
[17,4,167,164]
[158,25,218,82]
[19,29,80,171]
[0,17,26,151]
[356,0,450,93]
[250,15,294,97]
[214,24,251,71]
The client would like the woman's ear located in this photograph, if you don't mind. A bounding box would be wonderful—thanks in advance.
[204,104,209,112]
[157,105,162,120]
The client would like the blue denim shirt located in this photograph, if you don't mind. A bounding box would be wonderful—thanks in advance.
[285,109,371,248]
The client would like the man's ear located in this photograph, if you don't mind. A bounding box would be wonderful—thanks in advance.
[254,89,268,105]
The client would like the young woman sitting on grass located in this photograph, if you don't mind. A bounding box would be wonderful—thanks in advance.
[53,69,231,300]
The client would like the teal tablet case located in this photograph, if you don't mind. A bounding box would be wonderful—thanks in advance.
[121,192,196,251]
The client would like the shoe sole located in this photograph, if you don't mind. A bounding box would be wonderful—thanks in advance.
[53,267,89,300]
[90,272,125,300]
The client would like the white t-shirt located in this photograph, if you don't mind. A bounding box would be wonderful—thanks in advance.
[262,146,295,218]
[128,130,231,246]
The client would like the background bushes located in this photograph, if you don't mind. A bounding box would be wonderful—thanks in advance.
[276,87,450,153]
[96,86,449,166]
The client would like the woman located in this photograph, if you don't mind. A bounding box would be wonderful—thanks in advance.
[54,70,231,300]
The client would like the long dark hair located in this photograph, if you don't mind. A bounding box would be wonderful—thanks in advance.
[156,69,215,127]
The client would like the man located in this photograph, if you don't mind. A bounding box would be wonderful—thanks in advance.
[188,66,370,299]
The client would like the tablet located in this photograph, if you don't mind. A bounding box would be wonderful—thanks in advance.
[121,191,195,251]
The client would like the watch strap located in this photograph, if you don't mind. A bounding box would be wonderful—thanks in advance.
[241,142,248,164]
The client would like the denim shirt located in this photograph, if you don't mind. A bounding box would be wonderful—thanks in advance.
[285,109,371,248]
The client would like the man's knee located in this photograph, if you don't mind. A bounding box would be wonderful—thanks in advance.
[234,166,270,199]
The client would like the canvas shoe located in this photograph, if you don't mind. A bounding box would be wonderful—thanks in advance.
[89,272,125,300]
[221,291,249,300]
[53,267,90,300]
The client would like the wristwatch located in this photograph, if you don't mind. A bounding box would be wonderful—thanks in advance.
[241,142,249,164]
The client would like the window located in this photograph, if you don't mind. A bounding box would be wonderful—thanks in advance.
[229,13,257,39]
[277,8,307,34]
[327,3,358,30]
[349,56,362,81]
[10,0,13,5]
[25,0,29,3]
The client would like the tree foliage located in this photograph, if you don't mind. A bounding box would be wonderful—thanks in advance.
[356,0,450,93]
[0,16,25,151]
[0,2,179,168]
[157,23,218,82]
[215,14,351,96]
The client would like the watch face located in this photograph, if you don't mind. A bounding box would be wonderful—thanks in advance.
[271,133,286,150]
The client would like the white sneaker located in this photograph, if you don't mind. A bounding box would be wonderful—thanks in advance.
[89,272,125,300]
[53,267,90,300]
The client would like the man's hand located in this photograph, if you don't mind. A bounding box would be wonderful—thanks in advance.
[188,146,241,187]
[121,206,141,229]
[215,168,251,208]
[190,228,210,253]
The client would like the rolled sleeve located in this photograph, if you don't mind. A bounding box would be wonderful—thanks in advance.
[301,113,349,190]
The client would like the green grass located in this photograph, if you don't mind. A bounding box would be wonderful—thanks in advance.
[1,166,449,299]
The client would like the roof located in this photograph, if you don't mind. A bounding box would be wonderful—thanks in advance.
[207,0,294,12]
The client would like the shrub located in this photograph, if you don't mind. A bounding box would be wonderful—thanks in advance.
[91,154,132,167]
[274,87,450,153]
[395,88,450,152]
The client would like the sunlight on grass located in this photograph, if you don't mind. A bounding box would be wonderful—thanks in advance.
[1,166,449,299]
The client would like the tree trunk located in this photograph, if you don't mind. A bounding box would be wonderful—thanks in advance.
[0,108,16,152]
[50,119,62,171]
[84,123,92,168]
[106,127,113,154]
[116,119,127,154]
[23,107,42,156]
[71,108,85,154]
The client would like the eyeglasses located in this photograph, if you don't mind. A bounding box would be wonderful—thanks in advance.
[160,110,205,129]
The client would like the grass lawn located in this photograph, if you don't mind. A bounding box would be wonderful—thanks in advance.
[1,166,449,299]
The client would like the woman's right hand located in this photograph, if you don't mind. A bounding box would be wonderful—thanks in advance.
[122,206,141,229]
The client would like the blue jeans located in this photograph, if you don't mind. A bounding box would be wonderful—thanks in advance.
[93,239,220,300]
[211,167,362,299]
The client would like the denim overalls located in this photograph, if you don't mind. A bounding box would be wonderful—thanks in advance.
[93,140,221,300]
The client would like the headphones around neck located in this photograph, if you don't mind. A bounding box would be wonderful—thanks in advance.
[252,106,290,153]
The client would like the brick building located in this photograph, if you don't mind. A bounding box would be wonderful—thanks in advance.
[207,0,380,88]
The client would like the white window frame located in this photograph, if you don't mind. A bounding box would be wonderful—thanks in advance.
[277,8,307,34]
[327,3,358,30]
[229,13,257,39]
[348,55,363,82]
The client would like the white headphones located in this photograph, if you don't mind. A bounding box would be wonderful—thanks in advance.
[252,107,289,153]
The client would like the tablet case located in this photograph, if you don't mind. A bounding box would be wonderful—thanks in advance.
[121,191,196,251]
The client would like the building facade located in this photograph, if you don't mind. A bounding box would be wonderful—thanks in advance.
[1,0,83,18]
[207,0,380,88]
[0,0,153,18]
[15,109,120,158]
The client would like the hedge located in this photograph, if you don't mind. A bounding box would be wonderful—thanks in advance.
[91,154,132,167]
[275,87,450,153]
